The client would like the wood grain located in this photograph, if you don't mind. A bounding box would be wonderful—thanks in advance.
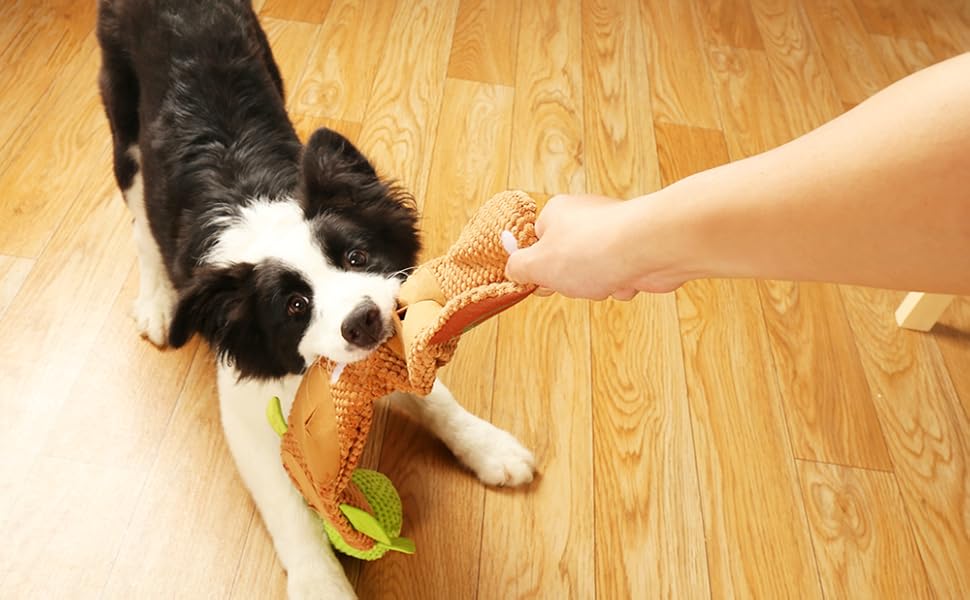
[0,33,107,257]
[230,512,288,599]
[705,45,793,158]
[447,0,520,86]
[679,278,823,598]
[749,0,844,135]
[259,0,332,24]
[478,296,594,599]
[691,0,764,50]
[259,16,320,111]
[40,267,201,471]
[917,0,970,61]
[841,286,970,597]
[356,0,461,207]
[0,255,32,322]
[0,179,132,516]
[853,0,930,41]
[760,281,892,469]
[802,0,888,104]
[868,33,937,83]
[509,0,585,195]
[797,460,933,598]
[289,0,398,121]
[654,123,730,188]
[667,127,820,597]
[100,349,257,598]
[935,299,970,422]
[639,0,721,129]
[356,78,513,600]
[581,0,661,198]
[591,295,710,599]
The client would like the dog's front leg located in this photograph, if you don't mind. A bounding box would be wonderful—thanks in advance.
[392,378,537,487]
[217,366,356,600]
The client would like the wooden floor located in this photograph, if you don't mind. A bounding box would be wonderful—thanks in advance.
[1,0,969,598]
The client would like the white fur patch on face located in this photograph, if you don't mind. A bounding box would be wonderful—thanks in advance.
[205,199,401,364]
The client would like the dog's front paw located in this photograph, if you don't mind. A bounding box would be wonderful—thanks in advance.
[456,423,536,487]
[287,566,357,600]
[132,287,175,347]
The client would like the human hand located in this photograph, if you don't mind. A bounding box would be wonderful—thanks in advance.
[505,194,644,300]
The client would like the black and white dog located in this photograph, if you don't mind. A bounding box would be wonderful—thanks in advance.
[96,1,535,597]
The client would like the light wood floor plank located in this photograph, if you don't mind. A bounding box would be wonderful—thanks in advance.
[639,0,721,129]
[259,0,332,24]
[724,2,892,471]
[582,0,661,197]
[356,0,460,207]
[841,286,970,597]
[0,255,33,322]
[0,33,107,257]
[693,0,764,50]
[760,281,893,469]
[478,297,594,599]
[853,0,931,42]
[40,267,201,470]
[230,512,288,600]
[868,33,937,83]
[509,0,585,195]
[0,0,94,161]
[916,0,970,61]
[750,0,844,135]
[802,0,889,105]
[447,0,520,86]
[935,299,970,421]
[289,0,398,121]
[665,126,821,598]
[101,349,256,598]
[0,459,144,599]
[654,123,730,188]
[591,295,710,599]
[260,16,321,112]
[356,78,514,600]
[679,278,824,598]
[797,460,933,598]
[0,179,132,516]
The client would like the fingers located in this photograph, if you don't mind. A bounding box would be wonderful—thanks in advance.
[504,244,536,284]
[611,289,637,301]
[534,287,555,297]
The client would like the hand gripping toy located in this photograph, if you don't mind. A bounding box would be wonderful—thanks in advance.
[266,190,538,559]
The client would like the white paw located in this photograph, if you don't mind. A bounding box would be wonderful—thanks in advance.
[455,423,536,487]
[287,566,356,600]
[132,287,174,347]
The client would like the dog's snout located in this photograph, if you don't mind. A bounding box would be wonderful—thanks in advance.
[340,300,383,348]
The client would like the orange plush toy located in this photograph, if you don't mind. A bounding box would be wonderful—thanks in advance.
[266,190,538,559]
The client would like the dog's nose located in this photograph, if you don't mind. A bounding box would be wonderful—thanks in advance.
[341,300,383,348]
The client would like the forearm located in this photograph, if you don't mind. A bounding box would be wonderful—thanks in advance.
[636,52,970,294]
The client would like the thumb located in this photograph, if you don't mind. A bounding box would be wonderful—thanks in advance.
[505,242,541,285]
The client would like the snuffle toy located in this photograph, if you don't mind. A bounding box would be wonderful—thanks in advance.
[266,191,538,559]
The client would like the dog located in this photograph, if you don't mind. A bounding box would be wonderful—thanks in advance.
[96,1,536,597]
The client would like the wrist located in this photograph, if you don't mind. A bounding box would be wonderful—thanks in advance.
[617,173,724,291]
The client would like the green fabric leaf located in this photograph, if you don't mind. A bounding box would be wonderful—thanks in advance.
[266,396,288,437]
[339,504,392,545]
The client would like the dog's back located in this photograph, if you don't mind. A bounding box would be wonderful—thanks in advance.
[97,0,300,287]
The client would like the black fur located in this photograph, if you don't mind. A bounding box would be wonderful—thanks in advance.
[97,0,420,379]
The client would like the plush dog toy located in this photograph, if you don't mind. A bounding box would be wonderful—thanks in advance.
[266,190,538,559]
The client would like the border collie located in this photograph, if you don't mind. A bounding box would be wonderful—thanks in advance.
[96,1,535,597]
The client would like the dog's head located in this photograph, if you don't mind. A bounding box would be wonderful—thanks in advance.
[168,128,420,379]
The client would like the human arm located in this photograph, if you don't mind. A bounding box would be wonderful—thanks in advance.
[505,52,970,299]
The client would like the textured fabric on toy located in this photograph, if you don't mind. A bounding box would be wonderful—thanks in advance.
[280,190,538,552]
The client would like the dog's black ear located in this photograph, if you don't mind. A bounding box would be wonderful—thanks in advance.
[168,263,256,348]
[300,127,379,202]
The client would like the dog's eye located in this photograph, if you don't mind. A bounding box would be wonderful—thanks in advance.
[286,294,309,317]
[346,249,368,269]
